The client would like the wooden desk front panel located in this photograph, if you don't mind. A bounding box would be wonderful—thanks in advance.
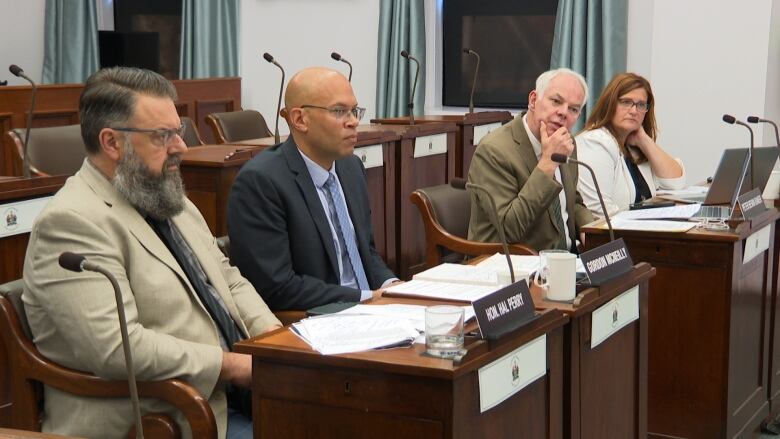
[397,134,456,280]
[362,141,397,273]
[769,214,780,417]
[181,164,241,237]
[250,326,564,439]
[588,231,772,439]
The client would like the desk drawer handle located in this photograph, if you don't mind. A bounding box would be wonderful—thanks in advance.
[344,380,351,394]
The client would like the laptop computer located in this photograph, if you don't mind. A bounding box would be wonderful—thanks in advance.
[678,147,778,206]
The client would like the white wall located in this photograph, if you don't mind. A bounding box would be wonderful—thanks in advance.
[238,0,380,136]
[0,0,45,85]
[626,0,776,183]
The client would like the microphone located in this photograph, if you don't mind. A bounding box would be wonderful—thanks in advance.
[723,114,755,190]
[262,52,285,144]
[451,178,515,284]
[59,252,144,438]
[747,115,780,148]
[400,50,420,125]
[551,153,615,242]
[462,48,481,114]
[330,52,352,82]
[9,64,35,178]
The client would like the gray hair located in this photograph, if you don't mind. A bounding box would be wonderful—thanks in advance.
[535,68,588,106]
[79,67,177,154]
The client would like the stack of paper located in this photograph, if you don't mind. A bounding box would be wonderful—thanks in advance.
[476,253,587,274]
[605,217,697,232]
[291,313,420,355]
[337,303,475,332]
[412,263,500,286]
[614,204,702,220]
[384,280,500,302]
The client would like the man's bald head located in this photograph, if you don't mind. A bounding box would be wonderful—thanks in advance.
[285,67,348,110]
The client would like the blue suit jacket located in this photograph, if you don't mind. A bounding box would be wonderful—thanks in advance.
[227,137,395,310]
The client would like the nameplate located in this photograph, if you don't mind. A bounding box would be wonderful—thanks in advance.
[737,188,766,220]
[743,223,772,264]
[591,286,639,349]
[579,238,633,286]
[0,196,52,238]
[413,133,448,158]
[353,144,383,169]
[473,122,502,145]
[473,279,536,340]
[478,335,546,413]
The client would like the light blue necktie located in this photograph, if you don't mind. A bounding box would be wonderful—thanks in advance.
[323,174,370,291]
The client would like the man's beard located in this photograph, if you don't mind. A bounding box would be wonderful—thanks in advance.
[113,141,185,220]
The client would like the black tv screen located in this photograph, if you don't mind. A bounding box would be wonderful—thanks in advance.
[442,1,558,109]
[99,31,160,72]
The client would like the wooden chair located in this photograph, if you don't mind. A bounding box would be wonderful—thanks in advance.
[7,125,86,177]
[205,110,273,144]
[180,116,204,147]
[410,183,536,268]
[0,279,217,438]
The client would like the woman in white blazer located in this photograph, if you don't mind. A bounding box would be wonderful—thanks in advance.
[575,73,685,217]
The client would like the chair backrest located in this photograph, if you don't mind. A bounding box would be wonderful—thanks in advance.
[205,110,273,144]
[410,184,536,269]
[180,116,204,147]
[419,184,472,239]
[8,125,86,176]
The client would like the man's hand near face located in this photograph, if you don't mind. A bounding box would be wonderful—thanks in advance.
[538,120,575,176]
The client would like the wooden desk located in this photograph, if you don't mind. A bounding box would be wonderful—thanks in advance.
[359,123,458,280]
[236,304,568,438]
[584,209,778,438]
[371,111,513,179]
[768,200,780,425]
[0,175,67,427]
[532,263,654,439]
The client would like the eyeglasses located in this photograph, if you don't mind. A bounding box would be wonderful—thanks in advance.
[112,125,186,147]
[617,98,650,113]
[300,105,366,121]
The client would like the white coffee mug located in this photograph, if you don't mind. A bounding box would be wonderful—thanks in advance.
[534,250,576,301]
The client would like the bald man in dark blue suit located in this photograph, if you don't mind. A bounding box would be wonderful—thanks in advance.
[227,68,396,311]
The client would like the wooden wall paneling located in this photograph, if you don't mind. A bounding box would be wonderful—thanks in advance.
[0,115,12,176]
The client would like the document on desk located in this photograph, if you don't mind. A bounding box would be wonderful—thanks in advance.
[338,303,476,332]
[475,253,586,274]
[413,263,500,286]
[656,185,709,196]
[291,314,420,355]
[383,280,500,303]
[614,203,702,220]
[605,217,697,232]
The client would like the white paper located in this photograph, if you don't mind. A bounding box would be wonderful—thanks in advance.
[605,217,697,232]
[614,203,702,220]
[337,303,476,332]
[291,314,420,355]
[476,253,586,274]
[655,185,709,196]
[384,280,500,302]
[413,263,500,286]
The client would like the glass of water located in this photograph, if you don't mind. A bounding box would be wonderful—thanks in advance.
[425,305,464,358]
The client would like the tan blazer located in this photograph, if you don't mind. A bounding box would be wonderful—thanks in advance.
[467,115,593,251]
[22,159,280,439]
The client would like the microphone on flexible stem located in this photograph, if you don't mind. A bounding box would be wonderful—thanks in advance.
[723,114,755,190]
[461,48,480,114]
[8,64,35,178]
[59,252,144,439]
[451,178,515,283]
[400,50,420,125]
[747,115,780,148]
[551,153,615,242]
[330,52,352,82]
[262,52,285,144]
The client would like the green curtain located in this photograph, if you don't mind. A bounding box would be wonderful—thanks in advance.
[179,0,239,79]
[550,0,627,128]
[42,0,100,84]
[376,0,426,118]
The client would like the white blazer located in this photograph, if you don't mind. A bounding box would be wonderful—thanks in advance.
[575,127,686,216]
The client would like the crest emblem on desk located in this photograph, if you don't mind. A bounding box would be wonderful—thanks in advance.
[612,302,619,328]
[511,356,520,386]
[4,208,18,231]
